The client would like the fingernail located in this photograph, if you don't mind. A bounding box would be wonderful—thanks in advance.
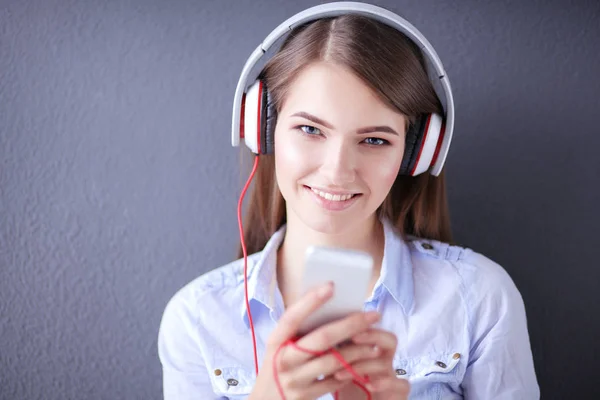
[366,311,380,323]
[317,282,333,298]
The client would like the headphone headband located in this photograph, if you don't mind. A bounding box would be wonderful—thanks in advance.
[231,1,455,176]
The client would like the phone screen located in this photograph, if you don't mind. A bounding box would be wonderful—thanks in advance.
[298,246,374,335]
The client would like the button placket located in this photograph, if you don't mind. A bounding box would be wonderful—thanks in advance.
[227,378,239,387]
[392,358,411,380]
[211,366,253,394]
[426,353,461,375]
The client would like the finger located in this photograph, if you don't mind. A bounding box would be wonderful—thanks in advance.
[268,282,334,348]
[334,358,390,381]
[301,376,353,400]
[366,375,410,396]
[291,344,381,386]
[352,328,398,353]
[291,311,381,364]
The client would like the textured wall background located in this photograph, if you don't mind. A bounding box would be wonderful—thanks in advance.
[1,0,599,399]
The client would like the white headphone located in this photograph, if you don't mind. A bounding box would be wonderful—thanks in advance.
[231,1,455,176]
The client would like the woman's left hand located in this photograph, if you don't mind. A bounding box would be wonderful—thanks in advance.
[333,328,410,400]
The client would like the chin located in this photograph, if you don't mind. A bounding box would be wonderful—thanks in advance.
[284,188,376,235]
[297,208,372,236]
[303,215,351,235]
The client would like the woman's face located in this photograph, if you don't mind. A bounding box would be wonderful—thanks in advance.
[274,61,407,234]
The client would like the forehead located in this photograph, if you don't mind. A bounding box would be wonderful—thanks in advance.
[280,61,406,128]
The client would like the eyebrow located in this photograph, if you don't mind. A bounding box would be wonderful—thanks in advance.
[290,111,400,136]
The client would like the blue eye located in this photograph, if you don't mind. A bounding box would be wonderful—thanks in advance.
[299,125,321,135]
[363,137,389,146]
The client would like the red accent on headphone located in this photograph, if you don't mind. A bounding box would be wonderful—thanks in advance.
[430,120,446,169]
[409,115,432,176]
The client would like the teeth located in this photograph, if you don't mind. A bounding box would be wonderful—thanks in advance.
[310,188,355,201]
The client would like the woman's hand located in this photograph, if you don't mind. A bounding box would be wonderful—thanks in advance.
[333,328,410,400]
[249,282,383,400]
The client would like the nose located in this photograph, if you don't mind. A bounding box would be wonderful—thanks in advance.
[319,139,356,185]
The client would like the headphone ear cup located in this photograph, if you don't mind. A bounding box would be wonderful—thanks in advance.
[400,115,426,175]
[401,113,444,176]
[263,88,277,155]
[242,80,264,154]
[241,79,275,155]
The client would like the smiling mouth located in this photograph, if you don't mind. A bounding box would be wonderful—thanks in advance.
[304,185,361,202]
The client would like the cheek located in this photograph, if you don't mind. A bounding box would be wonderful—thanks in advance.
[275,133,302,166]
[274,130,312,188]
[367,150,403,191]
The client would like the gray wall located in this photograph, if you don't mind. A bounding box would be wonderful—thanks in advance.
[1,0,598,399]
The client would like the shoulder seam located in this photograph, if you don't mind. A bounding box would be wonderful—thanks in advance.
[409,237,473,263]
[452,246,474,262]
[446,256,475,355]
[185,254,260,298]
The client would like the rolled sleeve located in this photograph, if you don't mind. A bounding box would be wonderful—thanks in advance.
[457,251,540,399]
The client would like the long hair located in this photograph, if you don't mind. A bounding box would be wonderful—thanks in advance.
[237,14,453,258]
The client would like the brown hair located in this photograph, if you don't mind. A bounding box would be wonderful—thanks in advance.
[237,14,452,258]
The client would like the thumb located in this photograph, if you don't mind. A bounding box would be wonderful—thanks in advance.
[267,282,334,347]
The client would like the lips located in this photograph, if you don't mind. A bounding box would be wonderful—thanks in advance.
[309,187,357,201]
[303,185,362,211]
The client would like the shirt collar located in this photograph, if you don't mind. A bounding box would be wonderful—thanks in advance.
[240,218,415,327]
[376,218,415,316]
[240,224,286,327]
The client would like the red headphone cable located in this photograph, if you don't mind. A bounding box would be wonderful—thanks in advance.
[237,155,371,400]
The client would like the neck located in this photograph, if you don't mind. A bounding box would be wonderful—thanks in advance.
[277,213,385,307]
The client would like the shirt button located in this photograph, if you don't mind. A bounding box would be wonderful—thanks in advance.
[227,378,239,386]
[214,369,222,376]
[436,361,447,368]
[395,369,407,376]
[453,353,461,360]
[422,243,434,250]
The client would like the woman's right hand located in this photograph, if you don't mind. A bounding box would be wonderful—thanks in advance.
[249,282,382,400]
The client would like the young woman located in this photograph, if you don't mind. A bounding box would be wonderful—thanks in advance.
[158,4,540,400]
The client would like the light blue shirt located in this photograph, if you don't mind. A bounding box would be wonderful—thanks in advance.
[158,219,540,399]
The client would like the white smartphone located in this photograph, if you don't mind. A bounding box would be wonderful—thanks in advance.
[297,245,374,335]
